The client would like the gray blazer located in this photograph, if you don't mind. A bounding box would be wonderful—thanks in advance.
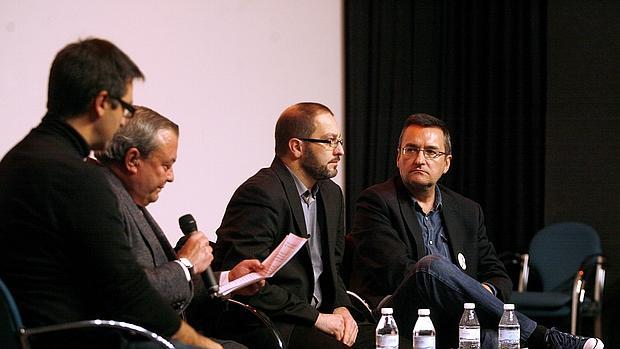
[103,168,193,313]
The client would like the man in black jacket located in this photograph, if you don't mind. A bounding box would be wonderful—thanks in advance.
[0,38,218,349]
[213,102,378,349]
[350,113,604,349]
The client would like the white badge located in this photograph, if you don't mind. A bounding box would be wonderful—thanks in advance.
[458,252,467,270]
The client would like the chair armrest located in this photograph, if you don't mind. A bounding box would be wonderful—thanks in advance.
[222,299,285,349]
[570,254,606,335]
[346,290,376,323]
[22,319,175,349]
[518,253,530,292]
[498,251,525,292]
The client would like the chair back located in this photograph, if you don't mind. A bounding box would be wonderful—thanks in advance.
[0,276,23,349]
[529,222,601,292]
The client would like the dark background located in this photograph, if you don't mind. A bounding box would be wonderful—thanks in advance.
[345,0,619,344]
[545,0,620,343]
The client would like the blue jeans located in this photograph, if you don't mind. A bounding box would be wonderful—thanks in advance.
[389,255,536,349]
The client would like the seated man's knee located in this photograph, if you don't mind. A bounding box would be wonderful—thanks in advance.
[414,255,451,274]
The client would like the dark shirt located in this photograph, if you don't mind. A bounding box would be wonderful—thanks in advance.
[0,115,180,336]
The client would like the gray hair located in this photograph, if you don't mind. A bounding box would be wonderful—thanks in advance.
[98,106,178,164]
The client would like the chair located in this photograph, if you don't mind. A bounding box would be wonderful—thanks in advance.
[207,297,286,349]
[0,276,174,349]
[509,222,606,337]
[342,234,386,324]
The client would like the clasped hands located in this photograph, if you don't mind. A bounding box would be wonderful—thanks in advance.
[315,306,358,347]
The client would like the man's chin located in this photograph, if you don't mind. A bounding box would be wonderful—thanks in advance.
[146,194,160,206]
[325,167,339,179]
[403,178,433,189]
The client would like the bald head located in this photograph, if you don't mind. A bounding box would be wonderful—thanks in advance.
[274,102,334,157]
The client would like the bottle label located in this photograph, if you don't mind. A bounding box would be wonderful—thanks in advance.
[413,336,435,348]
[376,334,399,346]
[459,328,480,340]
[498,328,520,341]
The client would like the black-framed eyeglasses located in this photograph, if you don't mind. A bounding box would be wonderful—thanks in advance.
[110,97,136,118]
[399,146,448,159]
[299,138,344,149]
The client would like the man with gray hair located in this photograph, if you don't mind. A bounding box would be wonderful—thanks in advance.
[97,106,265,349]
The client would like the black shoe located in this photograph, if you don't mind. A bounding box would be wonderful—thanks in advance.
[544,327,604,349]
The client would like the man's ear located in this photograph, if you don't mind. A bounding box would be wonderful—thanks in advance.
[124,148,141,174]
[92,90,109,120]
[288,138,304,159]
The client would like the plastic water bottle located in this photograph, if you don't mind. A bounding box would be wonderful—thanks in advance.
[498,304,520,349]
[376,307,399,349]
[459,303,480,349]
[413,308,435,349]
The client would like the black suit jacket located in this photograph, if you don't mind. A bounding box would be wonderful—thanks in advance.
[350,176,512,308]
[213,157,351,341]
[0,117,179,337]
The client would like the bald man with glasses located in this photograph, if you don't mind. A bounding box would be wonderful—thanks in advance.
[212,102,385,349]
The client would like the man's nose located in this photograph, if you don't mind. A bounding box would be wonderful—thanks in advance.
[333,142,344,156]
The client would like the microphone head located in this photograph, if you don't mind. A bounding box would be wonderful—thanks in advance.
[178,214,198,235]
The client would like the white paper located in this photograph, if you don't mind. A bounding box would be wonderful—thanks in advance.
[218,233,307,296]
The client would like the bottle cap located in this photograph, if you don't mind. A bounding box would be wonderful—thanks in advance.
[418,308,430,316]
[381,307,393,315]
[464,303,475,309]
[504,303,515,310]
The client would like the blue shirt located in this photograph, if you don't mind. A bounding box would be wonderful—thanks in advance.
[412,187,452,262]
[412,186,497,295]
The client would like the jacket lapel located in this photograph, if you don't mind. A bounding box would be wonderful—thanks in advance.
[438,187,465,267]
[395,177,426,259]
[103,168,170,266]
[317,182,337,265]
[270,157,315,286]
[140,207,177,261]
[271,158,309,238]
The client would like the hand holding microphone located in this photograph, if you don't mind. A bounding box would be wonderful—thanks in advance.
[178,214,219,297]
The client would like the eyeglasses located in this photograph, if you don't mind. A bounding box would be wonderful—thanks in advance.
[300,138,344,149]
[110,97,136,118]
[399,146,448,159]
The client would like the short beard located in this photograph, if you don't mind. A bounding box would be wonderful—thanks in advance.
[301,147,337,180]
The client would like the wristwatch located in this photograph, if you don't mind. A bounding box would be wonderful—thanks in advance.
[178,257,194,275]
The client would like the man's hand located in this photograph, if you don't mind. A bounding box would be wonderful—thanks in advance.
[229,259,266,296]
[333,307,358,347]
[481,282,493,294]
[314,313,345,341]
[177,232,213,274]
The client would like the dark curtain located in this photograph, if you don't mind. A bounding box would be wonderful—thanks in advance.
[345,0,546,253]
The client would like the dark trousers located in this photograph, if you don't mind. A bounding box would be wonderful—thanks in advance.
[390,255,537,349]
[288,322,412,349]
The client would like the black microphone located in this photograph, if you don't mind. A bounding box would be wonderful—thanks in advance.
[178,214,220,297]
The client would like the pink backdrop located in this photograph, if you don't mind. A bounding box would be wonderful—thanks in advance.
[0,0,344,242]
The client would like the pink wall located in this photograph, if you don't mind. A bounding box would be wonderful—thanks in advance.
[0,0,344,242]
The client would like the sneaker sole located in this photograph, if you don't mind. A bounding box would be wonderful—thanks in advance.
[585,338,604,349]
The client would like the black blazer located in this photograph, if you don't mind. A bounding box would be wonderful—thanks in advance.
[213,157,351,341]
[0,117,180,336]
[350,176,512,308]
